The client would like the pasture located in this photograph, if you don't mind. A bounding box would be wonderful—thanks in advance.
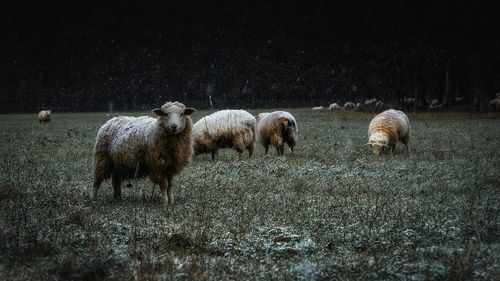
[1,109,499,280]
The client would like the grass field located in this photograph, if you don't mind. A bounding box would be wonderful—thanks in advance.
[1,109,499,280]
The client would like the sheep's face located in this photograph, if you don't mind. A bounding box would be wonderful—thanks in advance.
[367,132,389,155]
[153,103,196,134]
[369,143,389,155]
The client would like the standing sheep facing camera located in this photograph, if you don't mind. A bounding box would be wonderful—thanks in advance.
[38,110,52,125]
[193,110,256,161]
[367,109,410,155]
[257,111,298,156]
[91,101,196,204]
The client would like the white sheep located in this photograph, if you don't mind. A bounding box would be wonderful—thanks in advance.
[192,110,256,161]
[91,101,196,204]
[344,102,355,110]
[329,103,342,110]
[367,109,410,155]
[38,110,52,125]
[256,111,298,156]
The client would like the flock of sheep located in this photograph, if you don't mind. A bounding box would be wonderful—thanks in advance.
[312,98,386,113]
[36,93,499,203]
[74,101,405,203]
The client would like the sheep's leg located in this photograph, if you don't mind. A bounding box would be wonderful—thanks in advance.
[91,156,110,199]
[236,151,242,161]
[160,176,174,204]
[112,174,123,199]
[247,143,254,158]
[167,175,174,204]
[211,150,216,161]
[160,177,168,203]
[91,178,103,199]
[215,150,220,161]
[265,145,269,154]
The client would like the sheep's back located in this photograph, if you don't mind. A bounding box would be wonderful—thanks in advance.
[95,116,156,170]
[193,110,256,141]
[257,111,298,144]
[368,109,409,140]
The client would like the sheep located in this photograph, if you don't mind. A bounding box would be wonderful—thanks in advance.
[375,101,385,112]
[329,103,342,111]
[490,99,500,112]
[344,102,355,111]
[312,106,325,111]
[256,111,298,156]
[364,98,377,112]
[91,101,196,204]
[38,110,52,125]
[354,102,362,111]
[367,109,410,155]
[192,110,256,161]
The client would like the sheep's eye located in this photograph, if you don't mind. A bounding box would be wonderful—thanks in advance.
[165,113,169,118]
[180,113,184,117]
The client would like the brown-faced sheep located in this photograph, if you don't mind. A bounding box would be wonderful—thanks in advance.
[344,102,355,110]
[192,110,256,161]
[91,101,196,204]
[489,99,500,112]
[257,111,298,156]
[367,109,410,155]
[38,110,52,125]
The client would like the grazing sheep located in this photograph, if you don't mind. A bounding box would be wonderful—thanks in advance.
[367,109,410,155]
[490,99,500,112]
[375,101,385,112]
[256,111,298,156]
[192,110,256,161]
[91,101,196,204]
[344,102,355,111]
[364,98,377,112]
[312,106,325,111]
[354,103,362,111]
[38,110,52,125]
[329,103,342,110]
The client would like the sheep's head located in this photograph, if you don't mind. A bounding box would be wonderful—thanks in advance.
[367,142,389,155]
[153,102,196,134]
[367,132,389,155]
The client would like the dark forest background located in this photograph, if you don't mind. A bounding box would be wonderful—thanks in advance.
[1,0,499,113]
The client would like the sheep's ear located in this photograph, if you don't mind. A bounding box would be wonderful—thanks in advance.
[184,108,196,116]
[152,108,164,116]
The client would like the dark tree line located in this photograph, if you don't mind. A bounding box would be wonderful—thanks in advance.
[1,1,498,113]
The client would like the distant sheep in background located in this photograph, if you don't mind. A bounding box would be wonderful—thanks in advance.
[92,101,196,204]
[364,98,377,112]
[375,101,385,112]
[38,110,52,125]
[344,102,355,110]
[490,99,500,112]
[329,103,342,110]
[193,110,256,161]
[354,103,362,111]
[367,109,410,155]
[312,106,325,111]
[257,111,298,156]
